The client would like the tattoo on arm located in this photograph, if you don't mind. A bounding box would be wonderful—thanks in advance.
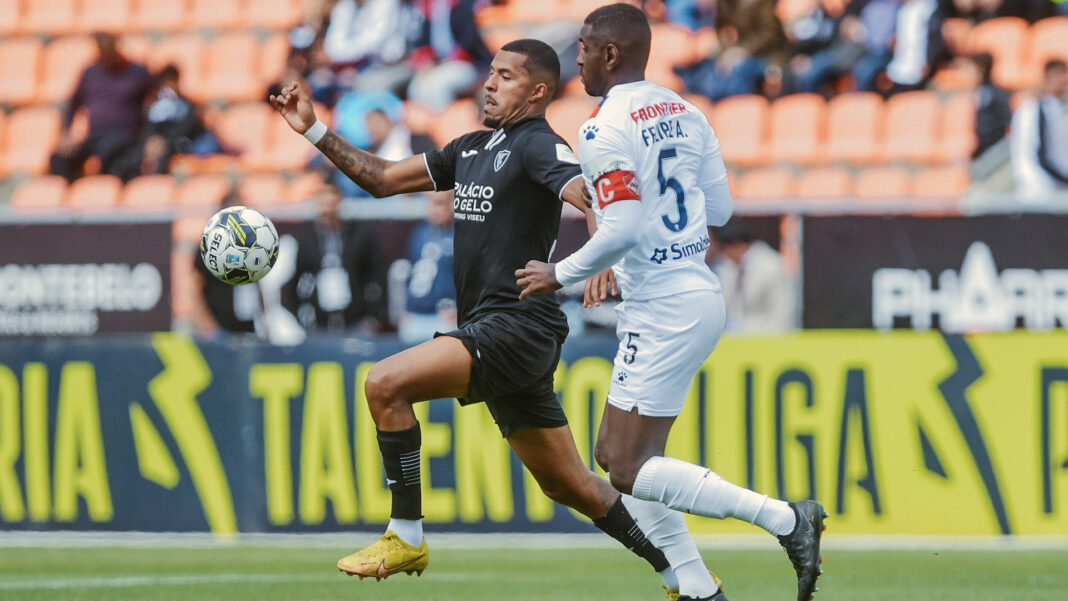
[316,131,388,196]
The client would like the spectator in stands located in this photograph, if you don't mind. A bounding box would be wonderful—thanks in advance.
[141,65,223,175]
[49,32,156,183]
[397,190,457,344]
[322,0,421,96]
[1010,59,1068,201]
[709,219,798,333]
[284,181,389,334]
[675,0,788,101]
[406,0,494,111]
[964,52,1011,159]
[882,0,947,95]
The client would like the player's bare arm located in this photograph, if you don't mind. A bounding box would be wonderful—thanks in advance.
[269,82,434,197]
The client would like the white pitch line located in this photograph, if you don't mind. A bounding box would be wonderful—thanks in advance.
[0,574,334,591]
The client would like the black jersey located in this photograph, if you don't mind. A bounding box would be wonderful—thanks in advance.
[424,116,581,337]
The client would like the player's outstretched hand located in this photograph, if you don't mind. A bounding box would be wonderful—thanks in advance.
[268,81,317,135]
[516,260,562,300]
[583,268,617,308]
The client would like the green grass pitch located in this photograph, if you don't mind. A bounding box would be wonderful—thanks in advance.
[1,544,1065,601]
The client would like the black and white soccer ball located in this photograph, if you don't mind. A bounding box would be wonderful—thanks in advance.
[199,206,279,285]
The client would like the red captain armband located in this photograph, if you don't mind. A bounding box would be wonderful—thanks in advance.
[594,170,641,209]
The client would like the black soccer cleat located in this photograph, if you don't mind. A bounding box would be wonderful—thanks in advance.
[678,591,728,601]
[777,500,828,601]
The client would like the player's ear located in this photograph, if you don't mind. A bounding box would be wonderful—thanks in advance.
[604,43,619,72]
[529,81,549,104]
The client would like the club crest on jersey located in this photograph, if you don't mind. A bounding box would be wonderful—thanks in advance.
[494,150,511,172]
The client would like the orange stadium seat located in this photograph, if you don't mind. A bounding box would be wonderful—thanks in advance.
[131,0,188,32]
[259,116,319,170]
[285,170,326,203]
[546,94,600,155]
[882,91,940,163]
[709,95,769,166]
[682,93,715,124]
[941,18,973,56]
[825,92,882,164]
[938,93,977,162]
[854,166,911,198]
[0,1,20,36]
[776,0,819,23]
[239,173,286,209]
[480,24,524,54]
[120,34,155,65]
[122,174,178,208]
[78,0,133,34]
[246,0,304,30]
[735,167,795,199]
[913,165,970,198]
[967,17,1029,89]
[19,0,76,36]
[0,37,43,106]
[148,34,206,101]
[176,174,233,207]
[767,93,825,164]
[189,0,246,30]
[649,24,700,73]
[259,32,291,89]
[201,32,261,102]
[36,36,97,104]
[796,166,853,199]
[11,176,67,210]
[430,99,486,149]
[66,174,122,210]
[2,107,61,176]
[402,101,436,136]
[214,102,272,161]
[1028,17,1068,72]
[560,0,616,21]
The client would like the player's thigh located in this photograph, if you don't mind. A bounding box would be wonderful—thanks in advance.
[368,335,472,403]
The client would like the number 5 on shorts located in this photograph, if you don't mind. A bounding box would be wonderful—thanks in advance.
[623,331,640,365]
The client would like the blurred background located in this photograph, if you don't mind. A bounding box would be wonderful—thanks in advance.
[0,0,1067,544]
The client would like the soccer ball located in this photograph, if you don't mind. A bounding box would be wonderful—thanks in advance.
[199,206,279,285]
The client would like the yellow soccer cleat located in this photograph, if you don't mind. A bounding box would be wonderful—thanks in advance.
[663,571,724,601]
[337,531,429,581]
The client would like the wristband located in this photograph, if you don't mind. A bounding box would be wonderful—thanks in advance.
[303,120,328,144]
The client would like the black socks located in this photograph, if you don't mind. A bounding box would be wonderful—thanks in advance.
[593,495,670,572]
[377,424,422,520]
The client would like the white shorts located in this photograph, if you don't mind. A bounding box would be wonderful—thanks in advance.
[607,289,726,417]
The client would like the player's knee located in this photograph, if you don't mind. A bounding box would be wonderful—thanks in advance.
[365,363,405,411]
[593,441,611,473]
[608,464,638,495]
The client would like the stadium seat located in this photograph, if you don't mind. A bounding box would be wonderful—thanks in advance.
[825,92,882,164]
[19,0,76,36]
[189,0,245,30]
[1027,17,1068,74]
[913,165,970,198]
[11,176,67,210]
[176,174,234,207]
[122,174,178,208]
[213,102,272,161]
[78,0,133,34]
[148,34,206,102]
[546,94,600,156]
[430,99,486,149]
[682,93,715,125]
[0,37,43,106]
[201,32,261,102]
[938,93,977,162]
[735,167,795,199]
[36,35,97,104]
[246,0,304,30]
[709,95,769,166]
[796,166,853,199]
[259,116,319,171]
[120,34,155,65]
[131,0,188,32]
[239,173,286,209]
[259,32,291,90]
[966,17,1029,89]
[940,18,973,56]
[767,93,825,164]
[854,166,911,198]
[776,0,819,23]
[402,100,436,136]
[0,1,20,36]
[649,24,700,73]
[1,107,61,176]
[285,171,326,203]
[480,24,524,54]
[66,174,122,210]
[882,91,940,163]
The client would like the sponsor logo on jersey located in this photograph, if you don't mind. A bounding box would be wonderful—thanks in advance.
[594,170,641,209]
[494,149,511,172]
[452,182,495,222]
[556,143,579,164]
[649,248,668,264]
[649,235,711,265]
[630,101,688,123]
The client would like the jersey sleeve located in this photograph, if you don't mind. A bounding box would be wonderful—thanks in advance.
[423,137,462,192]
[698,128,733,227]
[520,129,583,199]
[576,120,641,209]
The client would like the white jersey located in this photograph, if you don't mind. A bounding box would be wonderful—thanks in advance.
[577,80,732,302]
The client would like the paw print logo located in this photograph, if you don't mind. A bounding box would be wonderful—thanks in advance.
[582,124,599,140]
[616,370,628,383]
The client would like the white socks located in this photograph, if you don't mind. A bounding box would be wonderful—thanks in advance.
[622,495,719,598]
[387,517,423,546]
[632,456,797,537]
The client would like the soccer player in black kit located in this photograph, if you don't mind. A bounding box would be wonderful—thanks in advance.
[270,39,699,594]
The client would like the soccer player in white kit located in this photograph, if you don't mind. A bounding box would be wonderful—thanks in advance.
[517,5,826,601]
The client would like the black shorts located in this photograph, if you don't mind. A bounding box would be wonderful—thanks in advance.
[435,312,568,437]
